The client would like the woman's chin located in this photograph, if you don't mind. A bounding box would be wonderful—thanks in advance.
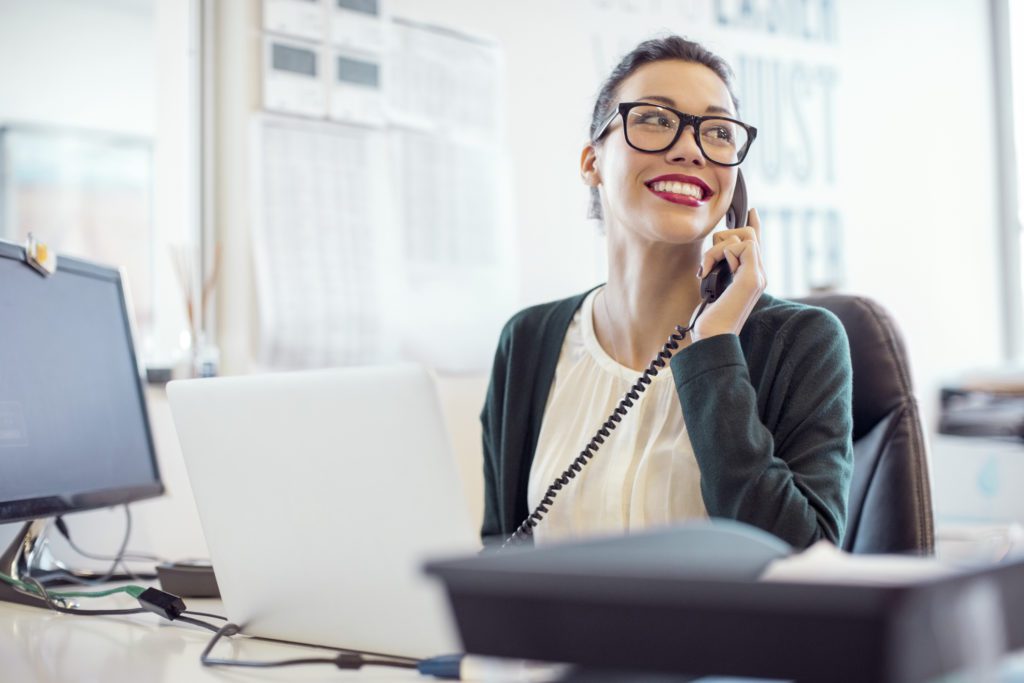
[648,205,720,240]
[648,219,712,245]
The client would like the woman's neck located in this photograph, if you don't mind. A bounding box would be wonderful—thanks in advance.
[597,231,706,371]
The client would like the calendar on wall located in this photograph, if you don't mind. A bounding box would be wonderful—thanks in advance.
[253,9,515,372]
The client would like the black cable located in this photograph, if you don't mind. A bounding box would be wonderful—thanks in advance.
[238,631,420,662]
[19,571,419,672]
[199,622,419,671]
[45,604,149,617]
[181,605,419,665]
[23,561,429,673]
[176,615,222,633]
[504,298,710,547]
[21,575,224,628]
[54,506,164,565]
[42,505,142,586]
[183,610,227,621]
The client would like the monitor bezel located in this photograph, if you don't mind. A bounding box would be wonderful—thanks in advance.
[0,239,164,523]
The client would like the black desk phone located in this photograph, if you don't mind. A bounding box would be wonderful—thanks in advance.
[504,171,749,546]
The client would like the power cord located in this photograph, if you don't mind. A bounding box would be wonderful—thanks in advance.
[198,621,463,677]
[2,569,142,602]
[200,622,419,670]
[47,506,163,585]
[182,609,227,621]
[55,506,164,564]
[2,570,158,617]
[3,568,462,678]
[31,568,158,587]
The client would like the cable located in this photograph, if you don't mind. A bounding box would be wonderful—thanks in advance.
[176,615,222,633]
[40,603,149,617]
[54,509,164,564]
[183,610,227,621]
[51,505,160,585]
[33,568,158,588]
[3,569,190,623]
[11,565,451,676]
[20,574,149,617]
[198,622,421,672]
[30,506,140,587]
[236,632,420,662]
[9,566,412,675]
[503,298,710,547]
[0,569,145,602]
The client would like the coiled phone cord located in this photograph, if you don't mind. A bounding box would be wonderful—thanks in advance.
[502,296,712,548]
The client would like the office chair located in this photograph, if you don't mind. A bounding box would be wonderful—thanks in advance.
[795,294,935,555]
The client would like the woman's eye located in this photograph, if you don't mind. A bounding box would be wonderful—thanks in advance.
[703,126,734,144]
[635,114,674,128]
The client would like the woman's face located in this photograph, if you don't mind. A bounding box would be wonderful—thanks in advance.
[584,59,738,246]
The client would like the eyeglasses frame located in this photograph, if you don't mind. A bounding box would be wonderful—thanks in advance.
[593,101,758,167]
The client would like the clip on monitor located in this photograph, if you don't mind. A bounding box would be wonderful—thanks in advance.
[0,238,163,607]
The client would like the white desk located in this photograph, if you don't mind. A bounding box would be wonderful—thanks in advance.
[7,594,1024,683]
[0,597,421,682]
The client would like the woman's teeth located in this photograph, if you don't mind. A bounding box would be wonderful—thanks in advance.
[649,180,704,199]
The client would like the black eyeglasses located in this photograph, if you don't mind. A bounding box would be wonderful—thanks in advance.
[594,102,757,167]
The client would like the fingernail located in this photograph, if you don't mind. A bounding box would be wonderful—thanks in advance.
[696,264,704,278]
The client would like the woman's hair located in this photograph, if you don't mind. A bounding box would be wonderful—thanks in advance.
[587,35,739,221]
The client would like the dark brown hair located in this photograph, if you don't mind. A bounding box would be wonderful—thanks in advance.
[588,35,739,220]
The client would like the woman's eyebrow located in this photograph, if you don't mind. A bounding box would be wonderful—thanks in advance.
[636,96,734,117]
[637,95,677,107]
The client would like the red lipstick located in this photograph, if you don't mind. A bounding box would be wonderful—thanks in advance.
[644,174,714,206]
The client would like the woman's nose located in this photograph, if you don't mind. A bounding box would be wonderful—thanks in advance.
[666,126,705,166]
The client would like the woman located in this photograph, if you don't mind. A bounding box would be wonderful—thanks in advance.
[480,35,853,550]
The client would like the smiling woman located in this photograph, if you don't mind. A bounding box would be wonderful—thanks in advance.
[479,35,854,551]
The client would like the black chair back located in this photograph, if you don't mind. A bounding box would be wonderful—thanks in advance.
[796,294,935,554]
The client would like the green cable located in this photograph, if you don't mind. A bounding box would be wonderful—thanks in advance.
[0,570,145,600]
[52,585,146,599]
[0,569,40,594]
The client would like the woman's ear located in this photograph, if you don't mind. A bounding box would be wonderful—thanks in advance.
[580,144,601,187]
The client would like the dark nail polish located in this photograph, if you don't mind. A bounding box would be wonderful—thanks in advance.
[697,264,704,278]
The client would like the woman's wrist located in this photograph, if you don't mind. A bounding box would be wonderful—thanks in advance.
[689,326,736,344]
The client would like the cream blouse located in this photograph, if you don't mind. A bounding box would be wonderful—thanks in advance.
[527,286,708,545]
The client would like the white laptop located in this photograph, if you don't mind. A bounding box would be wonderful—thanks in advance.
[166,364,479,658]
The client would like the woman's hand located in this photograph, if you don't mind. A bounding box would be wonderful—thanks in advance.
[690,208,767,343]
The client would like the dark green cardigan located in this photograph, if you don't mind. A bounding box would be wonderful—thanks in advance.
[480,289,854,549]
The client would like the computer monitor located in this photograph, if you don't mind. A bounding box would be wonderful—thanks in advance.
[0,239,163,606]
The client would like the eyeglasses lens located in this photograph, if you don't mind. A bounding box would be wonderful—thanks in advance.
[624,105,749,164]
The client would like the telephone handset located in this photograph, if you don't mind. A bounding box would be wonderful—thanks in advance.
[700,169,746,303]
[503,171,750,547]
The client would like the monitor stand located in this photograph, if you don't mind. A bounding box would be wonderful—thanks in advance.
[0,519,50,608]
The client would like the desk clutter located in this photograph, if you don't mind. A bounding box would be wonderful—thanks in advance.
[940,369,1024,438]
[155,561,220,598]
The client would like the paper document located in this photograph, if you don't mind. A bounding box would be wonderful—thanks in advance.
[252,115,400,368]
[761,540,956,585]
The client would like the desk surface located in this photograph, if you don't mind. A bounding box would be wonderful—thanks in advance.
[0,597,422,683]
[7,596,1024,683]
